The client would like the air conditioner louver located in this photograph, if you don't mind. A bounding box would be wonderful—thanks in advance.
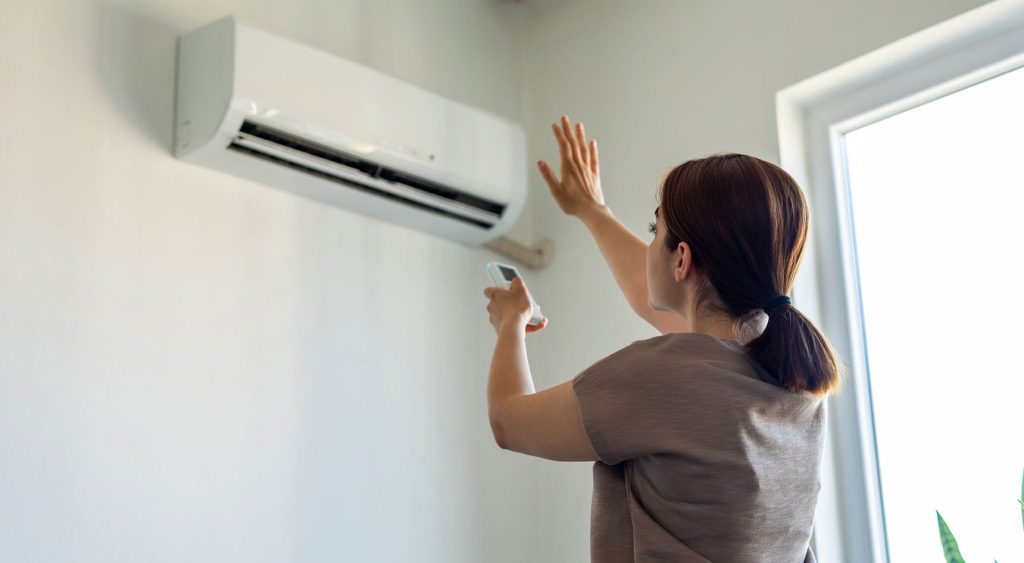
[228,120,505,229]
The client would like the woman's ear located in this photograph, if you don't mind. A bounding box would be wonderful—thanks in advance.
[673,241,692,283]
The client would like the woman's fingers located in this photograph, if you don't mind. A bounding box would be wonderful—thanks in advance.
[589,138,599,176]
[559,116,589,182]
[546,115,601,216]
[558,117,576,165]
[551,115,594,171]
[575,122,589,168]
[560,116,586,171]
[537,160,560,193]
[525,317,548,333]
[551,122,571,170]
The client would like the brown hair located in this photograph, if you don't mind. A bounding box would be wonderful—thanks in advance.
[659,153,845,397]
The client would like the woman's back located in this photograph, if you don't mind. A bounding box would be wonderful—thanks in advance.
[572,332,825,562]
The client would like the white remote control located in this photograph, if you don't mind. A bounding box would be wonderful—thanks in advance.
[486,261,545,327]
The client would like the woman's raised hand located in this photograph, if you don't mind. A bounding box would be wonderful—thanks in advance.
[538,115,607,220]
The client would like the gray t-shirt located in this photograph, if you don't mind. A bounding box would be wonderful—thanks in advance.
[571,332,825,562]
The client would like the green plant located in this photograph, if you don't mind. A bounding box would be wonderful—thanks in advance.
[936,511,966,563]
[935,468,1024,563]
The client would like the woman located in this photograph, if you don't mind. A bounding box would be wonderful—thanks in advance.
[483,115,846,563]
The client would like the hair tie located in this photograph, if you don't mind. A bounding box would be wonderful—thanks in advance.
[763,295,792,315]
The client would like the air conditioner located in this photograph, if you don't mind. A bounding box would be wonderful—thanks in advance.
[174,15,528,247]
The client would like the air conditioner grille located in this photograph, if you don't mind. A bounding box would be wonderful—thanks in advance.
[228,142,496,230]
[235,120,506,218]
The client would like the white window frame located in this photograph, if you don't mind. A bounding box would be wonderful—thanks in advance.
[775,1,1024,562]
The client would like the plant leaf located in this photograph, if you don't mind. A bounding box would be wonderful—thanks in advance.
[937,510,966,563]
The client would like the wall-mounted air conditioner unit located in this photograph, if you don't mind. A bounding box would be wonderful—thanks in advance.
[174,15,534,251]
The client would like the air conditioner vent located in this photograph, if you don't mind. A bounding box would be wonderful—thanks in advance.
[229,120,506,229]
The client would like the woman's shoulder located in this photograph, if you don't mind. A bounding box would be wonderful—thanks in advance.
[606,332,750,376]
[631,331,744,355]
[580,332,719,377]
[630,332,810,395]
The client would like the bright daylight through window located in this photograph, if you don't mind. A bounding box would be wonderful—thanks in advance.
[843,64,1024,563]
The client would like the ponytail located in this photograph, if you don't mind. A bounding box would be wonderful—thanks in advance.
[745,303,844,397]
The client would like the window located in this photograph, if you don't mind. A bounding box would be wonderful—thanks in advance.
[843,64,1024,563]
[776,2,1024,561]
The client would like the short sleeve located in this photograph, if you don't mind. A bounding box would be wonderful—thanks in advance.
[571,340,691,465]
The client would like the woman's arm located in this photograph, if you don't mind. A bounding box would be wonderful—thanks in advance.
[539,115,689,335]
[578,205,690,335]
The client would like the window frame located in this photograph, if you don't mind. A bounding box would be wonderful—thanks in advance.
[775,2,1024,562]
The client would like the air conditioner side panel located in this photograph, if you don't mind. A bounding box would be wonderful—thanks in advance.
[174,16,237,158]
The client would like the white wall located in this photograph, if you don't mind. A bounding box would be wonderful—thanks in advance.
[519,1,992,561]
[0,1,998,562]
[0,1,543,562]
